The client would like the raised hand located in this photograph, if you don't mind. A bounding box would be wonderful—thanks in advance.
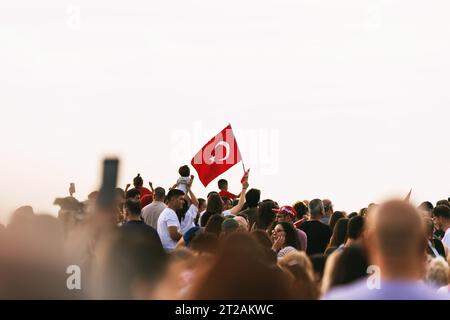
[69,183,76,196]
[188,175,195,188]
[272,234,285,252]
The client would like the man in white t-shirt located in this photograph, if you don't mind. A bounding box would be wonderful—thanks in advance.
[433,205,450,252]
[157,189,185,251]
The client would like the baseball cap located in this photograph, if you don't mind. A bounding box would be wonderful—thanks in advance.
[221,218,239,233]
[183,226,202,246]
[273,205,297,220]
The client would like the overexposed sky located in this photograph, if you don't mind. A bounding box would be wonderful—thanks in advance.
[1,0,450,224]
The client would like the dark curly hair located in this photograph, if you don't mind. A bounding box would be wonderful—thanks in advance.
[133,174,144,188]
[178,165,190,177]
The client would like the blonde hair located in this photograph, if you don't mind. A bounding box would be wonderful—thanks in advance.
[278,250,319,299]
[320,250,341,295]
[426,256,449,288]
[278,251,315,279]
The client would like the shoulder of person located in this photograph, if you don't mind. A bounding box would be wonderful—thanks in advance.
[443,229,450,238]
[321,279,369,300]
[161,207,175,215]
[277,246,296,258]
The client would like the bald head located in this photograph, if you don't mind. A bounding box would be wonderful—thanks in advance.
[365,200,426,278]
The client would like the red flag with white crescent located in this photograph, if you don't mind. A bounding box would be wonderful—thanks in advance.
[191,124,242,187]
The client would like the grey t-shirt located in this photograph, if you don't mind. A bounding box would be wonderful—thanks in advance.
[141,201,167,230]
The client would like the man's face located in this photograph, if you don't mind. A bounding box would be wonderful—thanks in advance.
[179,198,187,210]
[276,213,290,223]
[433,216,443,230]
[173,195,185,210]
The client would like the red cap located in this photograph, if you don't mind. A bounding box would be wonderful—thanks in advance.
[273,205,297,220]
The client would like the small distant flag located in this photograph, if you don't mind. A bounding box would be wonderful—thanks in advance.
[241,168,250,184]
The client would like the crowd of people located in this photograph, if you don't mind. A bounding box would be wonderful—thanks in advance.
[0,167,450,300]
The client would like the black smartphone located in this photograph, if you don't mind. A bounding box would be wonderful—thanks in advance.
[97,158,119,208]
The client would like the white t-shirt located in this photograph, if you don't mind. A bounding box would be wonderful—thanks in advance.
[437,285,449,294]
[180,204,199,234]
[441,228,450,248]
[157,208,181,251]
[223,210,232,217]
[176,176,191,194]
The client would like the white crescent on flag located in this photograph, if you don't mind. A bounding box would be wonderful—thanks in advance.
[209,141,230,163]
[191,123,242,187]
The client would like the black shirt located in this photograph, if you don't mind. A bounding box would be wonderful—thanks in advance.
[121,220,163,248]
[239,207,258,228]
[434,229,445,240]
[299,220,332,255]
[428,237,446,258]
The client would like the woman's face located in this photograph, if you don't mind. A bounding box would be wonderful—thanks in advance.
[272,224,285,240]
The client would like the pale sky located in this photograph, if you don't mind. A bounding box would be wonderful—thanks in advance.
[1,0,450,224]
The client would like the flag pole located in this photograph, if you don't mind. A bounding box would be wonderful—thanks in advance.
[230,123,246,174]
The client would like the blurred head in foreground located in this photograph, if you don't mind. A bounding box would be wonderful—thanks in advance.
[0,214,74,299]
[187,232,296,299]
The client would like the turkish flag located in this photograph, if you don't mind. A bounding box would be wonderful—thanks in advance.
[241,169,250,184]
[191,124,242,187]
